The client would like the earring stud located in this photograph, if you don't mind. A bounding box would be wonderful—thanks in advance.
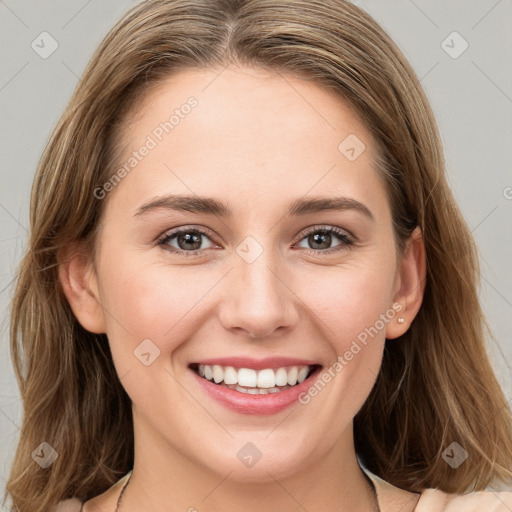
[397,317,405,324]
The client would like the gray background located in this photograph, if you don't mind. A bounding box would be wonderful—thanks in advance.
[1,0,511,501]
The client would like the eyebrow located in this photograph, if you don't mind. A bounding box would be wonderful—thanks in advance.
[134,194,374,221]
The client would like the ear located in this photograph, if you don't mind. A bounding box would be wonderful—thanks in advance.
[57,242,106,334]
[386,226,426,339]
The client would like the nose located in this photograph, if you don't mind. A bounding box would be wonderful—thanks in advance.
[218,246,300,339]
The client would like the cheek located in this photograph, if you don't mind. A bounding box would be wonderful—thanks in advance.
[304,261,396,350]
[94,253,200,408]
[96,245,224,367]
[296,257,395,406]
[295,266,394,429]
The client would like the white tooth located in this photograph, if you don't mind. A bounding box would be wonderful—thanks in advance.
[275,367,288,386]
[257,369,275,388]
[238,368,257,387]
[236,385,248,394]
[267,387,281,393]
[223,366,238,385]
[259,388,270,394]
[198,364,205,377]
[247,387,259,394]
[204,365,213,380]
[297,366,309,383]
[287,366,298,386]
[212,365,224,383]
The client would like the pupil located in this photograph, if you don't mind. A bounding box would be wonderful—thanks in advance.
[311,232,330,249]
[179,232,201,250]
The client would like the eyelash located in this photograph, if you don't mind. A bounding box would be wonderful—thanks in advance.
[156,225,355,258]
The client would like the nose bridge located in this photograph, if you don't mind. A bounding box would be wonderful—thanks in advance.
[219,234,298,338]
[235,234,285,309]
[237,236,281,297]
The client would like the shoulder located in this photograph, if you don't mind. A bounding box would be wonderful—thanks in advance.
[50,471,131,512]
[362,465,512,512]
[363,467,420,512]
[50,498,82,512]
[415,488,512,511]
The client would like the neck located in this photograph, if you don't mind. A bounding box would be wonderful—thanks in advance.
[122,411,377,512]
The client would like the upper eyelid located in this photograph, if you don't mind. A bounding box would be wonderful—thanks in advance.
[158,224,353,247]
[158,225,217,243]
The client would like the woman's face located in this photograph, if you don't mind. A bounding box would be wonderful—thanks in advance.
[79,65,409,481]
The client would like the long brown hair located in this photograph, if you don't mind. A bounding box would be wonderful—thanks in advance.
[5,0,512,509]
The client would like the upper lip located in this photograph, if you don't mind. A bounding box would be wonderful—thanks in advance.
[189,356,321,370]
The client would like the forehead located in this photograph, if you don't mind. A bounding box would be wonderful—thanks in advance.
[106,65,388,219]
[127,65,373,154]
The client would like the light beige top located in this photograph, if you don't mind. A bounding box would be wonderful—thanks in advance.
[52,467,512,511]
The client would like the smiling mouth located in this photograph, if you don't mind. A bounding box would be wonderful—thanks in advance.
[189,363,321,395]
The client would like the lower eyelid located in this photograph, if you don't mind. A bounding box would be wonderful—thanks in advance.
[158,229,215,251]
[157,226,354,255]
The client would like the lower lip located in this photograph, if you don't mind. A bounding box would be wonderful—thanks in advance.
[191,367,321,415]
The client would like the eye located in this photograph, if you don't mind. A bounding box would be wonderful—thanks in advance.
[157,224,354,257]
[294,225,354,254]
[157,226,216,256]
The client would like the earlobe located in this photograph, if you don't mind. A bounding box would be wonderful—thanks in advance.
[57,243,106,334]
[386,226,426,340]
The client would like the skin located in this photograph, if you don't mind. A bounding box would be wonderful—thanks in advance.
[59,65,425,511]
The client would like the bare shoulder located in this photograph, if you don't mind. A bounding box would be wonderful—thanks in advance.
[415,488,512,511]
